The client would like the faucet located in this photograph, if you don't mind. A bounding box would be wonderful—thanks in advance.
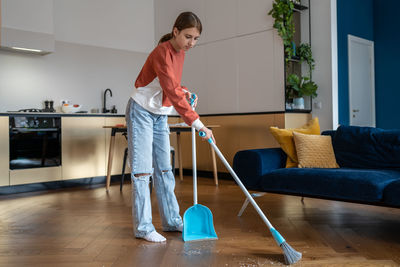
[103,88,113,113]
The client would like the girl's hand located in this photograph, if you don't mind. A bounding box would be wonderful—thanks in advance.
[185,91,198,108]
[199,126,215,143]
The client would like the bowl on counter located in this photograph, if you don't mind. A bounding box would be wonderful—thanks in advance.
[62,104,81,113]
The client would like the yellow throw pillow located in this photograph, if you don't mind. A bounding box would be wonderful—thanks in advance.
[269,117,320,168]
[293,131,339,168]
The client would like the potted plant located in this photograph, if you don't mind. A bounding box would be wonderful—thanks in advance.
[297,43,315,76]
[269,0,319,110]
[286,73,318,109]
[268,0,295,61]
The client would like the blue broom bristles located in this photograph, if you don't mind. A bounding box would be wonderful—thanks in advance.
[271,228,302,265]
[281,241,302,265]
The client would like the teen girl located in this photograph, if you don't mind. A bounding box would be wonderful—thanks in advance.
[126,12,215,243]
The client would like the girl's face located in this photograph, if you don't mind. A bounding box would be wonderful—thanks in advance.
[172,27,200,51]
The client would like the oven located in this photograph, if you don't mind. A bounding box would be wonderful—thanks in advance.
[9,116,61,170]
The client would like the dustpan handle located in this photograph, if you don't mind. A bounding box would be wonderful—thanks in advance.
[190,94,198,205]
[192,126,197,205]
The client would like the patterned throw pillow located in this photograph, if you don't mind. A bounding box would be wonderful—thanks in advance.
[269,117,320,168]
[293,131,339,168]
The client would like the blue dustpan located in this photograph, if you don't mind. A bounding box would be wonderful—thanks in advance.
[183,204,217,241]
[182,127,217,242]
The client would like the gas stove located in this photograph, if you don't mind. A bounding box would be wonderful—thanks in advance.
[8,107,56,113]
[17,108,44,113]
[9,101,56,113]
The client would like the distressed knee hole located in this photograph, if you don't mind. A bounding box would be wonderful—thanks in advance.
[162,170,169,173]
[134,173,151,177]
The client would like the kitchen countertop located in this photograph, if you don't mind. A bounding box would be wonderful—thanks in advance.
[0,112,125,117]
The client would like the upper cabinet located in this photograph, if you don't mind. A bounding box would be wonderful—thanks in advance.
[203,0,236,43]
[154,0,274,44]
[204,0,274,43]
[158,0,284,114]
[0,0,55,55]
[236,0,274,36]
[154,0,206,45]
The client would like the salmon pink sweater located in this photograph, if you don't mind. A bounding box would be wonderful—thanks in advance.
[131,41,204,130]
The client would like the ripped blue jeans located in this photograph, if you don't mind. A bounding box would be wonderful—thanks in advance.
[126,98,183,238]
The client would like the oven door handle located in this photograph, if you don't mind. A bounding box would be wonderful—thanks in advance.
[11,128,59,133]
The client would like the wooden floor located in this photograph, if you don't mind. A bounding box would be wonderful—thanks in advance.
[1,177,400,267]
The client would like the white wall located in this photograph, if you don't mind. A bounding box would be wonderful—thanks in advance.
[154,0,284,115]
[310,0,336,131]
[0,41,147,113]
[0,0,154,113]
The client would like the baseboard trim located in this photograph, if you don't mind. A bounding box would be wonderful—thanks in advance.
[0,169,233,195]
[177,168,233,180]
[0,175,122,195]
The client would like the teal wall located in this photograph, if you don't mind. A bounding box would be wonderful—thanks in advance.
[373,0,400,129]
[337,0,400,129]
[337,0,374,126]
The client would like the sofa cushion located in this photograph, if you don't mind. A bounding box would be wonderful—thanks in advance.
[259,168,400,203]
[333,125,400,169]
[383,179,400,206]
[269,117,320,168]
[293,132,339,168]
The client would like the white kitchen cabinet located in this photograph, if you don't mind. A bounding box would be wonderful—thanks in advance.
[153,0,284,115]
[0,0,55,54]
[61,117,106,180]
[237,30,284,112]
[154,0,206,45]
[236,0,274,35]
[182,45,207,114]
[204,0,236,43]
[0,116,9,186]
[205,38,237,114]
[104,117,130,176]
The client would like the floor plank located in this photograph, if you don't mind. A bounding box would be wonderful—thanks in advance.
[0,176,399,266]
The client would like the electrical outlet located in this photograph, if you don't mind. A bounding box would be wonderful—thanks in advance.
[314,101,322,109]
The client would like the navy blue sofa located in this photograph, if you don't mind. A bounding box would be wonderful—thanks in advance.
[233,125,400,207]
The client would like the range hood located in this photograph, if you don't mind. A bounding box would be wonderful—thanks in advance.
[0,0,55,55]
[0,27,55,55]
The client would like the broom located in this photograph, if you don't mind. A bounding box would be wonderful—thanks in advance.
[199,131,302,265]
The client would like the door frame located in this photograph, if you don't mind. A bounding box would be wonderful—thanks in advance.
[348,34,375,127]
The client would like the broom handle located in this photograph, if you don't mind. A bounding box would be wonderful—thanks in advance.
[201,134,274,230]
[192,126,197,205]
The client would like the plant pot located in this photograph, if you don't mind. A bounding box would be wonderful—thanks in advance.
[292,41,296,57]
[293,97,305,109]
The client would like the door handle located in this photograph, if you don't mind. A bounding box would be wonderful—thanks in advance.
[352,109,359,112]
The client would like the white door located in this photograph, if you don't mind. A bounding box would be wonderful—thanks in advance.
[348,35,375,127]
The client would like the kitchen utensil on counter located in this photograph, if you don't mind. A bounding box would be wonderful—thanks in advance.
[62,104,82,113]
[43,100,55,112]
